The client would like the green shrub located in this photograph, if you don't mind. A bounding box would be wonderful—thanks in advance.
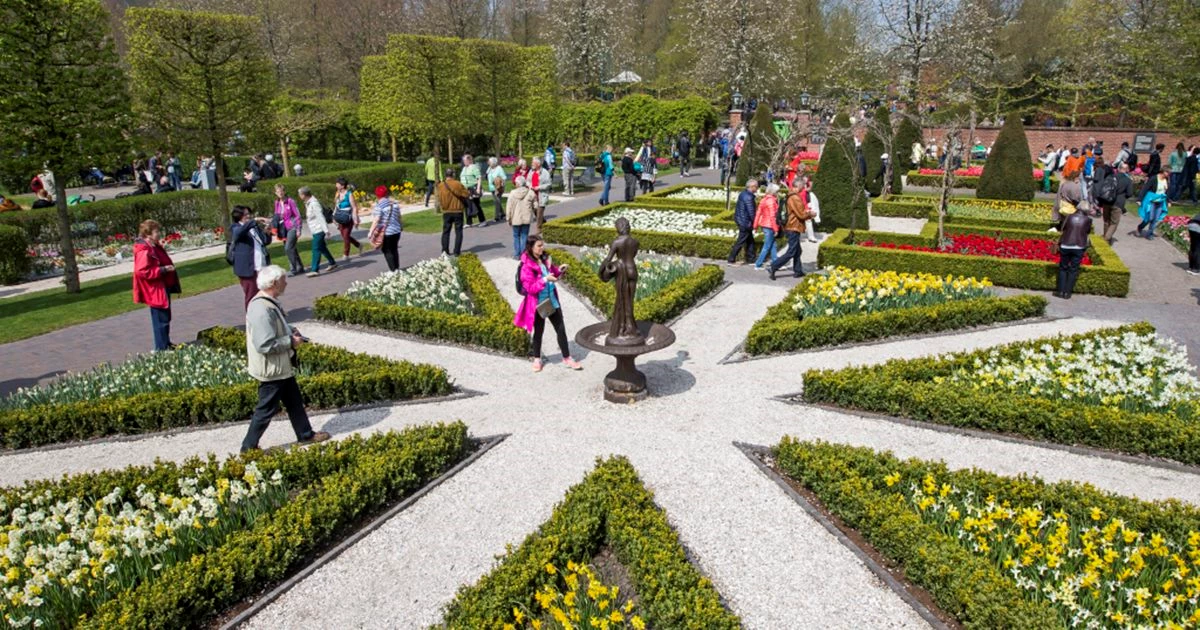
[891,116,922,195]
[905,171,1057,192]
[736,104,775,186]
[863,105,890,197]
[802,322,1200,464]
[440,456,740,629]
[314,252,528,355]
[543,203,736,259]
[0,327,452,449]
[812,114,869,231]
[0,224,31,284]
[78,423,470,628]
[977,116,1036,201]
[745,293,1046,355]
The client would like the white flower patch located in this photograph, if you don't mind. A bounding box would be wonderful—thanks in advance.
[577,246,695,300]
[345,256,474,315]
[581,208,736,238]
[664,187,728,202]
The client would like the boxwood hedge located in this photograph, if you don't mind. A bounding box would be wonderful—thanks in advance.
[543,203,738,259]
[905,171,1058,192]
[440,456,741,629]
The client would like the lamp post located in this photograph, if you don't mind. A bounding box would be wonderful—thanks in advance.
[732,88,742,111]
[800,91,810,111]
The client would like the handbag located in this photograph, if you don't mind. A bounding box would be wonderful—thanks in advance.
[370,200,396,248]
[271,213,287,241]
[536,298,556,318]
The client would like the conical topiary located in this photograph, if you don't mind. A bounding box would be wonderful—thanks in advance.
[863,105,890,197]
[977,115,1035,201]
[891,113,922,195]
[812,113,869,231]
[736,104,776,186]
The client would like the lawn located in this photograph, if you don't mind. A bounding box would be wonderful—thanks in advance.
[0,242,289,344]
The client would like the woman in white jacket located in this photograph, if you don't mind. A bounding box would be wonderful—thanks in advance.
[804,178,820,243]
[300,186,337,277]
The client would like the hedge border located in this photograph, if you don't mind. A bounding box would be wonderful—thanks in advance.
[744,282,1047,355]
[872,195,1054,231]
[802,322,1200,465]
[438,456,741,629]
[546,247,725,324]
[0,327,452,450]
[543,202,738,259]
[905,171,1058,192]
[817,221,1130,297]
[78,423,471,628]
[313,252,528,356]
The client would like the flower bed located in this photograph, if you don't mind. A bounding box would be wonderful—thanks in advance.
[26,227,226,279]
[802,323,1200,464]
[1160,215,1194,255]
[580,208,736,238]
[744,268,1045,355]
[344,256,474,315]
[818,222,1130,296]
[872,195,1054,231]
[0,327,452,449]
[549,247,725,324]
[905,170,1057,192]
[662,186,729,203]
[543,203,738,260]
[0,422,469,628]
[314,252,528,355]
[441,456,740,629]
[859,232,1092,265]
[773,439,1200,628]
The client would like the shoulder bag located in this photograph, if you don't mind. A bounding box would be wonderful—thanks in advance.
[370,200,396,248]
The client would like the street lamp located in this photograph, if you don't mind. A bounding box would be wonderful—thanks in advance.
[800,91,810,110]
[731,89,742,111]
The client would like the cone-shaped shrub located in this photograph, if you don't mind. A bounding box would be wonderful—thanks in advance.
[863,105,890,197]
[736,104,776,185]
[812,113,869,231]
[977,115,1035,201]
[892,113,923,195]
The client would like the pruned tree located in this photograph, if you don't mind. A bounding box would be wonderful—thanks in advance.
[271,91,344,174]
[0,0,131,293]
[674,0,799,96]
[384,34,469,158]
[813,113,870,232]
[358,55,405,161]
[126,8,276,227]
[466,39,526,155]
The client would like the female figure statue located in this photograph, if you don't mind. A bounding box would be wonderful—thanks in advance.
[598,217,645,346]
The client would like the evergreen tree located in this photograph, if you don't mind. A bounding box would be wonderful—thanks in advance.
[863,105,890,197]
[977,114,1035,201]
[812,113,869,231]
[736,105,775,185]
[891,113,923,195]
[0,0,130,293]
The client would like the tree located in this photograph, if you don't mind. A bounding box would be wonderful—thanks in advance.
[812,113,869,232]
[271,91,344,174]
[976,114,1035,201]
[862,105,891,197]
[735,105,775,185]
[466,40,526,154]
[672,0,798,96]
[514,47,560,153]
[126,8,276,228]
[891,112,923,195]
[358,55,405,161]
[0,0,130,293]
[545,0,621,93]
[384,34,469,158]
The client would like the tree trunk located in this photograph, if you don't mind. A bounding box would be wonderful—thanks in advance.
[280,137,291,178]
[215,150,231,243]
[447,137,453,166]
[966,110,976,166]
[390,133,397,162]
[53,177,81,293]
[938,130,955,244]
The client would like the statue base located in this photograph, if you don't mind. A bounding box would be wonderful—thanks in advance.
[575,321,676,405]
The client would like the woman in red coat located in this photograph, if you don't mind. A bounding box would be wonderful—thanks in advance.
[132,219,180,350]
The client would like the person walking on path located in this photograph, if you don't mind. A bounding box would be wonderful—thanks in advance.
[506,175,536,259]
[1104,162,1135,244]
[727,179,759,266]
[598,145,615,206]
[1053,169,1085,231]
[752,183,780,270]
[487,157,507,222]
[370,185,404,270]
[302,187,337,277]
[769,181,815,281]
[515,235,582,373]
[231,205,273,309]
[274,184,304,276]
[132,219,179,351]
[561,141,577,196]
[1168,143,1187,201]
[677,131,691,177]
[1183,147,1199,204]
[461,154,486,227]
[621,148,638,202]
[708,132,719,170]
[511,158,530,186]
[1139,143,1164,200]
[543,144,557,179]
[1040,144,1057,194]
[531,158,551,233]
[424,149,441,207]
[636,139,656,194]
[436,170,469,256]
[332,178,364,260]
[1187,212,1200,275]
[1054,210,1092,300]
[1136,171,1170,239]
[803,178,821,243]
[240,265,331,453]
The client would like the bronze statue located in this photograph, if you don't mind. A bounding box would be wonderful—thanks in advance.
[598,217,645,346]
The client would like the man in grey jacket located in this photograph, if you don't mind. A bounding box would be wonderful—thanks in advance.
[241,265,330,452]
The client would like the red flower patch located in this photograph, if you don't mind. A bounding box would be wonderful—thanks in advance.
[859,233,1091,265]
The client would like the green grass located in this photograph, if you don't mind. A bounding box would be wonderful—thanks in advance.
[0,242,289,344]
[400,210,446,234]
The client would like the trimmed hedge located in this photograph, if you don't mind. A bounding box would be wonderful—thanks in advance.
[77,423,470,628]
[744,290,1047,355]
[813,113,869,231]
[906,171,1059,193]
[543,203,738,260]
[0,327,453,449]
[773,440,1069,628]
[976,116,1036,201]
[0,224,30,284]
[817,222,1130,297]
[802,322,1200,464]
[313,252,528,355]
[547,247,725,324]
[440,456,741,629]
[871,196,1055,231]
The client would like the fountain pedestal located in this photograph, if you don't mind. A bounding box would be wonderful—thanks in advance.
[575,320,675,404]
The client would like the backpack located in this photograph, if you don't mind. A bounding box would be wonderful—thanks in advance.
[321,200,334,224]
[1126,151,1139,171]
[1094,169,1119,205]
[515,263,526,296]
[225,241,235,265]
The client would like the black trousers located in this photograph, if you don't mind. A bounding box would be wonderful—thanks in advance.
[624,174,638,201]
[441,212,464,255]
[1189,229,1200,271]
[492,191,505,221]
[1056,247,1085,296]
[465,196,485,225]
[425,179,435,206]
[727,226,756,263]
[381,232,401,271]
[241,376,315,452]
[770,231,803,275]
[531,307,570,359]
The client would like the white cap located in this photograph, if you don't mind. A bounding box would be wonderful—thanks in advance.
[880,153,889,160]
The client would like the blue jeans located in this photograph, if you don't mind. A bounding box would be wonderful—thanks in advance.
[754,227,777,268]
[310,232,336,272]
[512,224,530,258]
[150,303,171,351]
[600,173,613,205]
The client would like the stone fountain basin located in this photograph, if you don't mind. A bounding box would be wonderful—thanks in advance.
[575,321,676,357]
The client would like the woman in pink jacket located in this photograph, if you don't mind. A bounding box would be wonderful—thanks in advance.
[752,183,781,269]
[132,219,180,351]
[514,235,583,372]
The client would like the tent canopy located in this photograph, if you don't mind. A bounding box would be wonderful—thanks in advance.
[605,70,642,84]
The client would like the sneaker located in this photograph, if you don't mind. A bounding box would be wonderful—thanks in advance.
[357,244,364,256]
[562,357,583,370]
[1188,269,1200,276]
[300,431,331,446]
[768,268,777,281]
[343,254,350,261]
[306,271,319,278]
[532,358,544,372]
[328,263,339,271]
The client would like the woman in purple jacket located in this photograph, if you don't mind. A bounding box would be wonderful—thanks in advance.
[273,184,304,276]
[513,235,583,373]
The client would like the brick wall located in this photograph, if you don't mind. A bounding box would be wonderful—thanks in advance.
[922,126,1200,157]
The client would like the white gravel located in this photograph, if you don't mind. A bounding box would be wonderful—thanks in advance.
[3,255,1194,629]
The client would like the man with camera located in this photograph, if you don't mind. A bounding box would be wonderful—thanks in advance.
[240,264,331,452]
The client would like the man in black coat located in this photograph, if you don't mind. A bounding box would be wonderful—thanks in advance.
[726,179,759,265]
[621,148,638,202]
[677,131,691,177]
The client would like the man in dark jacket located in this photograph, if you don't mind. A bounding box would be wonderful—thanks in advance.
[677,131,691,177]
[621,148,637,202]
[1055,210,1092,299]
[1183,147,1199,204]
[1104,162,1135,244]
[230,205,274,310]
[726,179,759,265]
[1139,143,1164,200]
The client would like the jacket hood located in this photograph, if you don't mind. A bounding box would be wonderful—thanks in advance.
[511,187,532,200]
